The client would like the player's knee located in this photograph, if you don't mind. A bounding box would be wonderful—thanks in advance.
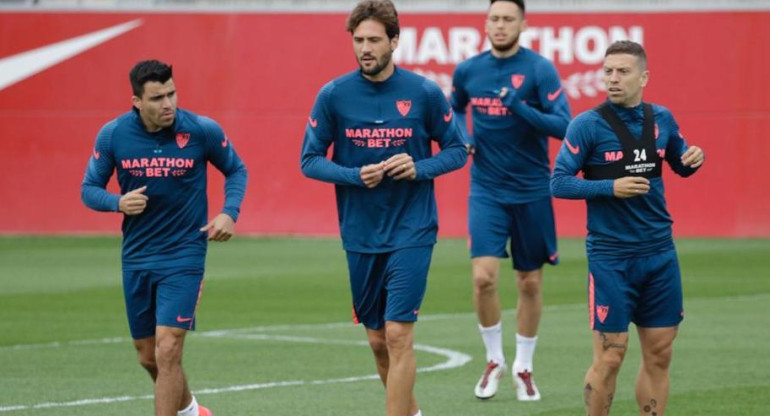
[369,337,388,357]
[644,343,674,370]
[137,353,157,371]
[154,336,183,367]
[385,335,411,354]
[516,271,542,297]
[517,276,541,297]
[133,339,156,372]
[595,349,626,376]
[384,325,413,354]
[473,270,498,294]
[136,348,157,370]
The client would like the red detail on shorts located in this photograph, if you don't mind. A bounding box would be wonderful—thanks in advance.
[352,306,360,325]
[588,273,595,329]
[186,279,204,330]
[597,305,609,324]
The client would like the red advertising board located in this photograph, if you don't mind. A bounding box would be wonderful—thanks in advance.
[0,11,767,236]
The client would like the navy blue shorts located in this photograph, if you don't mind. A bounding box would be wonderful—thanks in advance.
[588,249,684,332]
[346,246,433,330]
[468,194,558,271]
[122,268,205,339]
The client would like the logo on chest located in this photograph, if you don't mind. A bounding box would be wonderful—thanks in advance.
[396,100,412,117]
[120,156,196,178]
[345,127,414,148]
[470,96,510,117]
[176,132,190,149]
[604,148,666,162]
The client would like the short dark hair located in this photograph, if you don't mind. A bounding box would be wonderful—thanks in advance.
[490,0,525,15]
[605,40,647,69]
[129,60,173,97]
[346,0,400,40]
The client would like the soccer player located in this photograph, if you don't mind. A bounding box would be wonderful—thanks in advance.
[81,60,247,416]
[450,0,571,401]
[300,1,467,415]
[550,40,704,415]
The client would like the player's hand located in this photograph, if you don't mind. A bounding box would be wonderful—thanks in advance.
[681,145,704,168]
[465,144,476,155]
[360,162,385,188]
[384,153,416,181]
[200,213,235,242]
[613,176,650,198]
[118,186,148,216]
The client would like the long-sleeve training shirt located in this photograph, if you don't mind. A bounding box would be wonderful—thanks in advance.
[551,101,701,260]
[451,47,571,203]
[301,67,467,253]
[82,108,247,270]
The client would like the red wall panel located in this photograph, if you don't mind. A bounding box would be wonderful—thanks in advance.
[0,11,767,236]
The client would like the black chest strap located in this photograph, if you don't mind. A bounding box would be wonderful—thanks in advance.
[583,102,662,180]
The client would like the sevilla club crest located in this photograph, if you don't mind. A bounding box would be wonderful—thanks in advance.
[176,133,190,149]
[511,74,525,89]
[396,100,412,117]
[596,305,609,324]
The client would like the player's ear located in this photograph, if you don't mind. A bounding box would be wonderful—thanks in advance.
[131,95,142,111]
[390,34,399,51]
[640,69,649,88]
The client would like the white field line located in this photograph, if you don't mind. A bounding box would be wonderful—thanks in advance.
[0,294,766,412]
[4,293,769,352]
[0,304,569,352]
[0,330,471,412]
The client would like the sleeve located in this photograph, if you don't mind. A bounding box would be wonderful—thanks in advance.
[450,63,474,146]
[299,83,365,186]
[202,118,248,222]
[81,122,121,212]
[413,80,468,181]
[501,59,571,139]
[551,114,615,200]
[661,110,703,178]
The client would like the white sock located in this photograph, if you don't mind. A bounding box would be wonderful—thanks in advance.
[177,396,199,416]
[513,333,537,373]
[412,410,423,416]
[478,321,505,365]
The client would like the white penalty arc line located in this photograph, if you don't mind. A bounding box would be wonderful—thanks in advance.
[2,294,766,411]
[0,334,471,413]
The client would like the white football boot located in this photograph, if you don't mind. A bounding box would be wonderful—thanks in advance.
[513,368,541,401]
[474,361,506,399]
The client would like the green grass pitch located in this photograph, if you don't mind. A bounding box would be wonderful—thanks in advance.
[1,236,768,415]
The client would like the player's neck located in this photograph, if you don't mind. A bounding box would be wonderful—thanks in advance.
[618,96,643,108]
[139,114,163,133]
[362,63,396,83]
[491,43,520,59]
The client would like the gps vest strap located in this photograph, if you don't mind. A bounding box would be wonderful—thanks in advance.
[583,102,662,180]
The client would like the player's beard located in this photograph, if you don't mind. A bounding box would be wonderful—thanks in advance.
[359,50,393,77]
[490,33,520,55]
